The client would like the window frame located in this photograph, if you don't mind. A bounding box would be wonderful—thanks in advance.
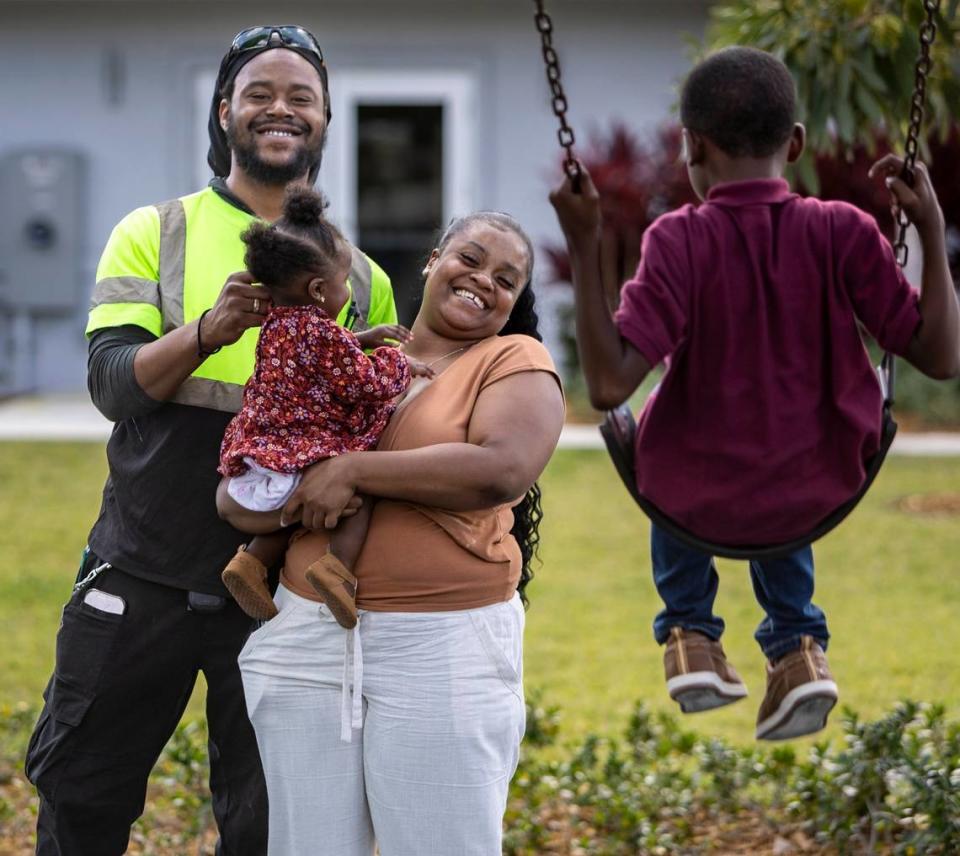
[322,69,478,242]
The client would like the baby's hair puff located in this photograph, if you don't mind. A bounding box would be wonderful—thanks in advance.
[242,186,350,294]
[283,187,328,229]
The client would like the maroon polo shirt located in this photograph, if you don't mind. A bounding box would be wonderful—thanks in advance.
[614,178,921,544]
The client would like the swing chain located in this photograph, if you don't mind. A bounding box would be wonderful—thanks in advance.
[893,0,941,267]
[532,0,582,185]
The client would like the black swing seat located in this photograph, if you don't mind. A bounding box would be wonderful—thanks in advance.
[599,400,898,561]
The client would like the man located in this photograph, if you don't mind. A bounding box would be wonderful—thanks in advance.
[26,26,398,854]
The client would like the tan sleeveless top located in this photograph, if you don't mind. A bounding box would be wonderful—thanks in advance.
[281,334,561,611]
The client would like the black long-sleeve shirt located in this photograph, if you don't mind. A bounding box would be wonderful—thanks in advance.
[87,326,161,421]
[86,326,245,595]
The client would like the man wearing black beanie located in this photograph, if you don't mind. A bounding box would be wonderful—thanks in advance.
[26,26,398,855]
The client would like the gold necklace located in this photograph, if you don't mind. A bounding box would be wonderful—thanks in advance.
[419,344,474,370]
[425,345,470,369]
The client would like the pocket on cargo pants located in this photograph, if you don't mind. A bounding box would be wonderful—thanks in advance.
[25,596,124,801]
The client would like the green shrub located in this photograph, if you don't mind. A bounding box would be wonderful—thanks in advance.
[785,701,960,853]
[507,696,960,855]
[3,696,958,853]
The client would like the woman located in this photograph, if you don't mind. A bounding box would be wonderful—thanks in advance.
[223,211,565,855]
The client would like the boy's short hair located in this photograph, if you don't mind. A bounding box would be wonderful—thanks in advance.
[681,46,797,159]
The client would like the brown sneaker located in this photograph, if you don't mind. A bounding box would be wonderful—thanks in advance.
[222,546,278,621]
[664,627,748,713]
[305,553,358,629]
[756,636,838,741]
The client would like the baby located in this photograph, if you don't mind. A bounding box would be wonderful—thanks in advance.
[218,186,431,628]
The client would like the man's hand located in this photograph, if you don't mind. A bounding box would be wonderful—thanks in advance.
[199,271,272,351]
[355,324,414,350]
[281,455,360,531]
[132,271,271,400]
[549,162,602,249]
[869,155,945,238]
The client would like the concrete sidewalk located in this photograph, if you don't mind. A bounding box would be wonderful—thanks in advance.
[2,394,960,454]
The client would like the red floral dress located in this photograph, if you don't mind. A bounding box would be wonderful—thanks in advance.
[219,305,411,476]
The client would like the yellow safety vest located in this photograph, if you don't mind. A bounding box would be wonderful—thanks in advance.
[87,187,397,412]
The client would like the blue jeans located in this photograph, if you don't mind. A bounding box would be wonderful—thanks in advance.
[650,525,829,660]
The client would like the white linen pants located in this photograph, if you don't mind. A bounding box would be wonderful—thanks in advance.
[238,584,526,856]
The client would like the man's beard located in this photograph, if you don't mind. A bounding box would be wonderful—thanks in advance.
[226,119,326,186]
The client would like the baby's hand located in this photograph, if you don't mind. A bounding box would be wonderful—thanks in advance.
[355,324,414,350]
[869,154,944,235]
[406,358,436,379]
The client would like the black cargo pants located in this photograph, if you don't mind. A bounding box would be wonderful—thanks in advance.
[25,551,268,855]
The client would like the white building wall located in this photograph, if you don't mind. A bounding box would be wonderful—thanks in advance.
[0,0,708,392]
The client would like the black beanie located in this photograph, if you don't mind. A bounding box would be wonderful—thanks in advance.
[207,33,332,180]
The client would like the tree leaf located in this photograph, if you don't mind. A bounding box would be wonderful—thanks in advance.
[853,80,885,127]
[851,56,888,92]
[704,0,958,158]
[838,62,853,104]
[793,153,820,195]
[835,99,856,145]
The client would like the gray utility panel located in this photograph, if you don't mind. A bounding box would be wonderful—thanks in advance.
[0,148,87,313]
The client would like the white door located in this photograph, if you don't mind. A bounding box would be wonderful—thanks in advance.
[323,71,478,324]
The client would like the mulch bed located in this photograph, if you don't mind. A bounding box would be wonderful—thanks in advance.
[896,492,960,515]
[0,771,219,856]
[0,772,841,855]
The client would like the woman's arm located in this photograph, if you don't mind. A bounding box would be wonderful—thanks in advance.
[216,477,364,532]
[283,370,565,530]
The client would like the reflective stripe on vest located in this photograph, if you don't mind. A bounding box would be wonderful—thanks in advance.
[155,198,245,412]
[89,276,160,310]
[347,246,372,334]
[155,199,186,333]
[154,196,376,413]
[174,375,244,412]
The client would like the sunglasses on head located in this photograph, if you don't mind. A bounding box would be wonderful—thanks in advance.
[229,25,324,64]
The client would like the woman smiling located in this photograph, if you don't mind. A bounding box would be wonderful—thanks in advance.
[226,211,565,855]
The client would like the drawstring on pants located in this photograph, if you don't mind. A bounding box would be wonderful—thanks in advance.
[340,617,364,742]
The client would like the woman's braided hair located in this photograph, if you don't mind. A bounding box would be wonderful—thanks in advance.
[436,212,545,607]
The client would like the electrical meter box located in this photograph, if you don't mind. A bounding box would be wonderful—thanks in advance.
[0,149,87,312]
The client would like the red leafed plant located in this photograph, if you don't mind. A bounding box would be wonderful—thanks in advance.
[804,126,960,281]
[541,122,698,394]
[542,123,697,289]
[544,121,960,292]
[808,139,897,239]
[543,121,960,403]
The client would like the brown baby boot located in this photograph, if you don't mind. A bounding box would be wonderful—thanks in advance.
[222,546,278,620]
[305,553,358,629]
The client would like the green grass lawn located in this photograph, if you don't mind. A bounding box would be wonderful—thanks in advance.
[2,442,959,747]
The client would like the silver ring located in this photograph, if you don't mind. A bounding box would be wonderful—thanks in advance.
[253,298,261,313]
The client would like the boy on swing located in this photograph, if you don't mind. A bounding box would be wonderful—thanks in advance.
[550,46,959,740]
